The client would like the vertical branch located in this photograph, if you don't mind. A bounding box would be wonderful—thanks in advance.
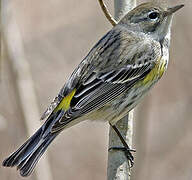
[107,0,136,180]
[1,1,53,180]
[114,0,136,21]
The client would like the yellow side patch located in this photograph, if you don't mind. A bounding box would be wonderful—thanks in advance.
[142,65,158,85]
[141,58,166,85]
[54,89,76,112]
[159,60,166,78]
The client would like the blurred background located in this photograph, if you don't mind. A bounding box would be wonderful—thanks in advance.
[1,0,192,180]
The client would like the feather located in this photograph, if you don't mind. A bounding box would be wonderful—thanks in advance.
[41,25,160,132]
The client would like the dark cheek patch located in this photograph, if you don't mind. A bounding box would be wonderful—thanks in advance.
[146,21,161,33]
[131,16,148,23]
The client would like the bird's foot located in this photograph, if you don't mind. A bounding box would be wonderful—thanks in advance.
[108,146,136,168]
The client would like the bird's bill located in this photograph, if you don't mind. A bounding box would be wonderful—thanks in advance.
[165,4,184,16]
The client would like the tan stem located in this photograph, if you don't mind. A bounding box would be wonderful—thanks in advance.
[98,0,117,26]
[107,0,136,180]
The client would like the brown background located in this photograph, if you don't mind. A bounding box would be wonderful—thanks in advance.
[1,0,192,180]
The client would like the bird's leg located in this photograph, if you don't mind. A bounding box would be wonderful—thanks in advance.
[108,123,136,167]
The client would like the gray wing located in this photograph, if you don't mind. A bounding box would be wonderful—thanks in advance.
[41,25,161,131]
[51,26,161,131]
[51,63,155,132]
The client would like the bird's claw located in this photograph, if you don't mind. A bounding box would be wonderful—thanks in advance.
[108,146,136,168]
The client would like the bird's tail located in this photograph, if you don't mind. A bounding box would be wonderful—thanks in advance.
[2,111,62,177]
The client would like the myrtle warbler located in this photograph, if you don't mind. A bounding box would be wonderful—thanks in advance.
[2,2,183,177]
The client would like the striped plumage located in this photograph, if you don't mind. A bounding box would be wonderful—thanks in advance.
[2,2,183,177]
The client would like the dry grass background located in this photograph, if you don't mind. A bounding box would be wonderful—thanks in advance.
[0,0,192,180]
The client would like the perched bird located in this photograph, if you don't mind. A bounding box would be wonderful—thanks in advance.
[2,2,184,177]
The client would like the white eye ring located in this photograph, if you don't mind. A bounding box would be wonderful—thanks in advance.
[148,11,159,20]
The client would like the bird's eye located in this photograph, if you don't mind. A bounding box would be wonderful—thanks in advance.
[148,12,159,20]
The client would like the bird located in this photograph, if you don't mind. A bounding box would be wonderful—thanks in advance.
[2,2,184,177]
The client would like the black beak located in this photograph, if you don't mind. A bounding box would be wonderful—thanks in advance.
[165,4,184,16]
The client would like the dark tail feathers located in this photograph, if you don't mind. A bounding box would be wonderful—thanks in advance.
[2,112,63,177]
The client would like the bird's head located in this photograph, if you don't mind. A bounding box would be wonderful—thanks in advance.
[119,2,184,41]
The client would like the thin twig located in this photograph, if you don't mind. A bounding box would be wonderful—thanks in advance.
[98,0,117,26]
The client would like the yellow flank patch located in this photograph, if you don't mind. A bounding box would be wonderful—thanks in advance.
[159,59,166,78]
[54,89,76,112]
[140,58,166,85]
